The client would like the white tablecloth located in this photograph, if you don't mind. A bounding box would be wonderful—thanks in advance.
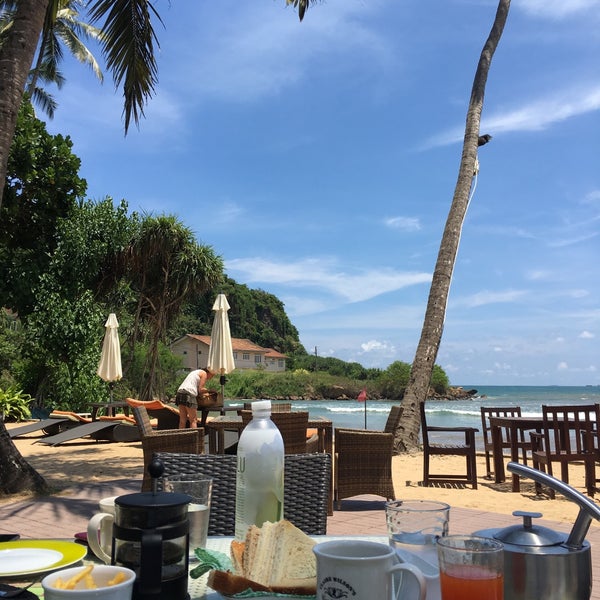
[189,535,386,599]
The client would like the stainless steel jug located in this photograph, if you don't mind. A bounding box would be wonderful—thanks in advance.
[474,462,600,600]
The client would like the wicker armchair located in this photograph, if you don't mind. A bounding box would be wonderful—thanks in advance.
[132,406,204,491]
[240,410,313,454]
[243,402,292,413]
[333,406,402,509]
[153,452,331,536]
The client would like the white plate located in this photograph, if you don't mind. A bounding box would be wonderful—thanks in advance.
[0,548,62,573]
[0,540,87,577]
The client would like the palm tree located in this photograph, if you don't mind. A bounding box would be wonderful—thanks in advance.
[394,0,511,452]
[124,215,224,400]
[1,0,104,119]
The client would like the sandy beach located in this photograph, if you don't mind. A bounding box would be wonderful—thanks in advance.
[2,422,595,528]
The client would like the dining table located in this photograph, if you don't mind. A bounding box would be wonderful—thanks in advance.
[0,535,385,599]
[489,415,545,492]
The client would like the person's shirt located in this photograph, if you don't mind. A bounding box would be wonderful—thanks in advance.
[178,369,205,396]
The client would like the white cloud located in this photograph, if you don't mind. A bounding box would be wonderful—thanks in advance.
[360,339,395,354]
[456,289,528,308]
[225,257,431,303]
[384,216,421,231]
[557,361,569,370]
[579,330,595,339]
[423,85,600,148]
[519,0,600,18]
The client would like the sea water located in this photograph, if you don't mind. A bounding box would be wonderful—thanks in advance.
[188,503,209,560]
[225,385,600,446]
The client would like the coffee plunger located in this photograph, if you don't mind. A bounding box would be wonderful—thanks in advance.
[111,459,191,600]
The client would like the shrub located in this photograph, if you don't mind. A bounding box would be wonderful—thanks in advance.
[0,386,32,422]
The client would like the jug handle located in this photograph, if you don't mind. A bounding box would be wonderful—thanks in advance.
[139,531,163,595]
[507,462,600,548]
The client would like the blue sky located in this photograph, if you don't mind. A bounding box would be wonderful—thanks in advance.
[42,0,599,386]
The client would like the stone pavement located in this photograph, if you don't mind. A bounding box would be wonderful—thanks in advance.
[2,482,600,598]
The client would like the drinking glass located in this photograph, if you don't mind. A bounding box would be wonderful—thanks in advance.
[162,477,212,561]
[436,535,504,600]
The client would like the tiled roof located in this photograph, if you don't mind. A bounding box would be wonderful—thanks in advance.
[182,334,269,353]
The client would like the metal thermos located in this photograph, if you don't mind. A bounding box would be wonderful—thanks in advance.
[474,462,600,600]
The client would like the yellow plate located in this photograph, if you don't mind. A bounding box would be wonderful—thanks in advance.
[0,540,87,577]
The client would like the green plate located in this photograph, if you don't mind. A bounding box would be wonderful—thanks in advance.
[0,540,87,577]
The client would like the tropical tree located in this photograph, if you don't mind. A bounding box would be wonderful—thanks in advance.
[0,0,315,211]
[394,0,511,452]
[123,215,224,400]
[0,0,104,119]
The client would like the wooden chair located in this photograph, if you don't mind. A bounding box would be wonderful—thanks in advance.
[240,410,312,454]
[132,405,204,491]
[153,452,331,535]
[333,406,402,509]
[530,404,598,498]
[481,406,530,479]
[420,401,478,489]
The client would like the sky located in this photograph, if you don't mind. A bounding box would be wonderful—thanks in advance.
[41,0,599,387]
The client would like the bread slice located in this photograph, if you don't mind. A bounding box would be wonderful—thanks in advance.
[208,520,316,596]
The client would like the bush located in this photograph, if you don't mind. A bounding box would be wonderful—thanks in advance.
[0,386,32,422]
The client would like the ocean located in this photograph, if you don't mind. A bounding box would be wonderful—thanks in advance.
[225,385,600,445]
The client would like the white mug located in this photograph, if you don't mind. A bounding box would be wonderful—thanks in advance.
[314,540,426,600]
[87,496,118,564]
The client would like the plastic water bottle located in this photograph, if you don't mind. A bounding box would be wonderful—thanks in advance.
[235,400,284,539]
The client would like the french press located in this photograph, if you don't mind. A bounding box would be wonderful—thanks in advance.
[111,460,191,600]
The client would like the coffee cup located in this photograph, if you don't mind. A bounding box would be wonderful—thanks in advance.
[87,496,118,564]
[314,539,426,600]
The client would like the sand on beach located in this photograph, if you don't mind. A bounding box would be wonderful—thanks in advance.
[2,421,596,528]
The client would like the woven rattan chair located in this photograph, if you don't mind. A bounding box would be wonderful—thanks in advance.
[420,401,478,489]
[240,410,311,454]
[243,402,292,413]
[132,406,204,491]
[153,452,331,535]
[332,407,402,509]
[481,406,529,479]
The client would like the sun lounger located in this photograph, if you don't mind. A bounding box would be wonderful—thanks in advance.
[125,398,180,430]
[8,418,74,438]
[35,412,140,446]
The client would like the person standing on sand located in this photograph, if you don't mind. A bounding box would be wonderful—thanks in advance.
[175,368,215,429]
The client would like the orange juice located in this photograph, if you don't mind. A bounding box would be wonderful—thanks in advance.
[440,564,503,600]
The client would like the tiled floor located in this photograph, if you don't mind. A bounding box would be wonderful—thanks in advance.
[2,483,600,598]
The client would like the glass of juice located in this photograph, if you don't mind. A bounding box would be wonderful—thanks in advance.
[437,535,504,600]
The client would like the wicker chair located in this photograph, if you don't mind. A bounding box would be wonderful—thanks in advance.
[153,452,331,536]
[132,406,204,491]
[420,401,478,489]
[243,402,292,413]
[240,410,312,454]
[333,406,402,509]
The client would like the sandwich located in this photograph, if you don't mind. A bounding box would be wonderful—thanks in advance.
[206,520,317,596]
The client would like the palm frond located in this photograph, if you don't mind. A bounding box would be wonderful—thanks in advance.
[29,86,58,119]
[88,0,163,133]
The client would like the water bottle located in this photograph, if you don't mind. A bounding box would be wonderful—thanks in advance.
[235,400,284,539]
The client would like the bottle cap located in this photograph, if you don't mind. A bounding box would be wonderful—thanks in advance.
[251,400,271,413]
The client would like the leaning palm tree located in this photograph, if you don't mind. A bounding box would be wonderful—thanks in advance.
[394,0,511,452]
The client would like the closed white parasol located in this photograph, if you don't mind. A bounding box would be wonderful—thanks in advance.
[207,294,235,397]
[97,313,122,401]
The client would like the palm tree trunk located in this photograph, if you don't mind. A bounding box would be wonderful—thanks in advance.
[394,0,511,453]
[0,0,50,211]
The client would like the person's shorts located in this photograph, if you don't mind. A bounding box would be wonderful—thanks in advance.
[175,391,198,409]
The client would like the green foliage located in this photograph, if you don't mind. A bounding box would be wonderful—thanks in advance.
[175,276,304,356]
[377,361,412,400]
[0,100,87,317]
[431,364,450,394]
[0,386,32,422]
